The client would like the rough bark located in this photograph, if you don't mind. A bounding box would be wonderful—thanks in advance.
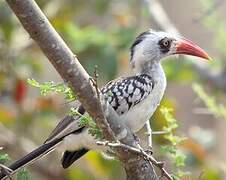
[5,0,158,179]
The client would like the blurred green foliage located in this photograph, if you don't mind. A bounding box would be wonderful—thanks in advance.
[16,168,29,180]
[0,153,10,164]
[160,107,188,179]
[0,0,226,179]
[199,0,226,67]
[0,150,29,180]
[193,83,226,120]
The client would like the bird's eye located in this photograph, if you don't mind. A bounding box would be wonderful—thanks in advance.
[160,38,171,47]
[163,39,169,47]
[158,37,172,53]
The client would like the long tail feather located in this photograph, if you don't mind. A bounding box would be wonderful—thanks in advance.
[0,138,62,179]
[61,149,89,169]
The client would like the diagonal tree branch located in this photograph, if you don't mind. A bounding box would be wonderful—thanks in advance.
[4,0,160,179]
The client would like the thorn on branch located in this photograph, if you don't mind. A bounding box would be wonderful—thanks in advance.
[89,65,100,100]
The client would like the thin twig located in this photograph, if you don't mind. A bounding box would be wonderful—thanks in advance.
[89,65,100,100]
[151,130,168,135]
[97,140,173,180]
[0,164,13,180]
[93,65,100,100]
[192,107,213,115]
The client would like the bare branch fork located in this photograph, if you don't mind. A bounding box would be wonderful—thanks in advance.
[0,165,12,180]
[2,0,173,179]
[97,140,172,180]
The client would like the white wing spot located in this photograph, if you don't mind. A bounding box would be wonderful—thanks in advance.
[128,84,134,94]
[134,88,140,96]
[116,91,121,96]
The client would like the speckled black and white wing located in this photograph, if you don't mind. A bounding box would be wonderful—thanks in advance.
[45,74,154,144]
[101,74,154,115]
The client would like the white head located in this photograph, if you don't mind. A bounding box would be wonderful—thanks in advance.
[130,29,210,73]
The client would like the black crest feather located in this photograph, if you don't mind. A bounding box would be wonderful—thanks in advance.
[130,30,151,62]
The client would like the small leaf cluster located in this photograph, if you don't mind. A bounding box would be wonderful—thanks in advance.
[0,153,10,164]
[69,108,102,140]
[28,78,103,140]
[0,149,29,180]
[27,78,76,101]
[160,107,188,179]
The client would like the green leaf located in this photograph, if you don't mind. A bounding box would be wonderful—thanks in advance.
[160,145,176,154]
[172,175,180,180]
[27,79,76,101]
[69,107,102,139]
[27,78,40,88]
[172,152,186,167]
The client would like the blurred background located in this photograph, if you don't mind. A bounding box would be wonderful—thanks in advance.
[0,0,226,179]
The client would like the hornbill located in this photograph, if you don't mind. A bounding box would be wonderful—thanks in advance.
[0,29,210,179]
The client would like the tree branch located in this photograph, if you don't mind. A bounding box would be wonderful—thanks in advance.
[4,0,160,179]
[97,140,172,180]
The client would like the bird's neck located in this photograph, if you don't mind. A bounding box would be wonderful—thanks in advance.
[135,60,165,80]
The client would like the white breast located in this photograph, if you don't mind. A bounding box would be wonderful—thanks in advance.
[120,64,166,132]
